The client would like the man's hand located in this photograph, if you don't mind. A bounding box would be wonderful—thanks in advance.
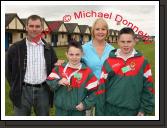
[76,102,84,111]
[58,78,69,86]
[137,112,144,116]
[55,59,65,66]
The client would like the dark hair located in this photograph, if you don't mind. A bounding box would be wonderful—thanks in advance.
[67,41,83,52]
[118,27,135,39]
[26,15,43,26]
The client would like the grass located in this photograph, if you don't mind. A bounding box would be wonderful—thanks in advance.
[54,46,67,60]
[5,42,155,116]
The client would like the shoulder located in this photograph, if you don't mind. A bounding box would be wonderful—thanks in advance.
[12,38,26,47]
[82,40,92,49]
[106,43,115,50]
[133,50,150,65]
[7,38,26,52]
[108,49,117,57]
[134,50,146,60]
[42,39,53,50]
[81,62,94,73]
[52,62,66,71]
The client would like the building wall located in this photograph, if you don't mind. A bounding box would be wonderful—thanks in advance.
[43,34,51,44]
[12,32,23,43]
[43,22,51,43]
[83,35,89,43]
[85,28,90,34]
[7,18,24,30]
[108,36,113,43]
[59,24,67,32]
[57,34,68,46]
[112,36,117,43]
[73,26,80,33]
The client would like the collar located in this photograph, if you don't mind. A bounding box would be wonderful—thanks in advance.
[90,39,107,47]
[26,38,44,46]
[115,48,137,61]
[64,62,82,70]
[62,61,87,69]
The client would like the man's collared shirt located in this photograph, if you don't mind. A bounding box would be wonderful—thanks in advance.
[24,38,47,84]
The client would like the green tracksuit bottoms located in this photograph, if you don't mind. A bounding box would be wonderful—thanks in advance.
[105,102,138,116]
[56,106,86,116]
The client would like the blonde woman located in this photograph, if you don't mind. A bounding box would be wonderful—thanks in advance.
[82,18,115,116]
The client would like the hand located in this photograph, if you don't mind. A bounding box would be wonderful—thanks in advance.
[55,59,65,66]
[58,78,69,86]
[76,102,84,111]
[137,112,144,116]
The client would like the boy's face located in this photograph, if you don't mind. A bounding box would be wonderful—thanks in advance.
[66,46,83,66]
[118,34,136,54]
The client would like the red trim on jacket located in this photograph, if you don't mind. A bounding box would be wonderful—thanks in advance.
[147,86,155,94]
[95,89,106,95]
[107,56,144,76]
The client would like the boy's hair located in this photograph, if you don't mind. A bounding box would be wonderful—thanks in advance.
[67,41,83,52]
[118,27,135,39]
[26,15,43,26]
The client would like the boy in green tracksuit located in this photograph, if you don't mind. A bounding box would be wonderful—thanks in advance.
[98,27,155,116]
[46,41,98,116]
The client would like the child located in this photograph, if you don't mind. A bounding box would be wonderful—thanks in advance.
[46,41,98,116]
[99,27,155,116]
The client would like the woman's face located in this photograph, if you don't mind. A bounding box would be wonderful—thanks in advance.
[93,22,108,41]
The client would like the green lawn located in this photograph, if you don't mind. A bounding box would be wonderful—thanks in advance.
[5,42,155,116]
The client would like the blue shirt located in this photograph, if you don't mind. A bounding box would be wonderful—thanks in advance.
[82,40,114,79]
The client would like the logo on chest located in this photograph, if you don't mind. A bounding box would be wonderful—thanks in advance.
[74,72,82,80]
[121,61,136,73]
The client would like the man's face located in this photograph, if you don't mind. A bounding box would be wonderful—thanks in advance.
[118,34,136,54]
[26,19,43,40]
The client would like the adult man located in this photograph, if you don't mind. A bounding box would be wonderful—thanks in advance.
[6,15,57,116]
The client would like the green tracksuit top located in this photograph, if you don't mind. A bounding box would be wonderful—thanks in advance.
[46,62,98,111]
[98,49,155,114]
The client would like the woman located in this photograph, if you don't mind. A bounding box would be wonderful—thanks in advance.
[82,18,115,116]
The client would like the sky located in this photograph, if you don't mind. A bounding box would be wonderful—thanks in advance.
[3,1,158,36]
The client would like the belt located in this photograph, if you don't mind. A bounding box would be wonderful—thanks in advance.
[23,81,46,88]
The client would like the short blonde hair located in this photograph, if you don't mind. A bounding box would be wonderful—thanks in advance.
[91,18,109,39]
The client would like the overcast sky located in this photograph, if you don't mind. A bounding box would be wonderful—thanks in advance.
[4,1,158,36]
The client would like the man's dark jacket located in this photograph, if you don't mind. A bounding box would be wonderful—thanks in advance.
[5,38,58,107]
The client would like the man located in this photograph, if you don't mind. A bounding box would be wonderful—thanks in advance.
[5,15,58,116]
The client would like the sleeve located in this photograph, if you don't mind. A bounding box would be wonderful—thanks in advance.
[94,59,115,115]
[50,46,58,69]
[139,60,155,114]
[5,51,11,84]
[46,66,62,91]
[94,61,109,115]
[82,70,98,110]
[5,45,16,86]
